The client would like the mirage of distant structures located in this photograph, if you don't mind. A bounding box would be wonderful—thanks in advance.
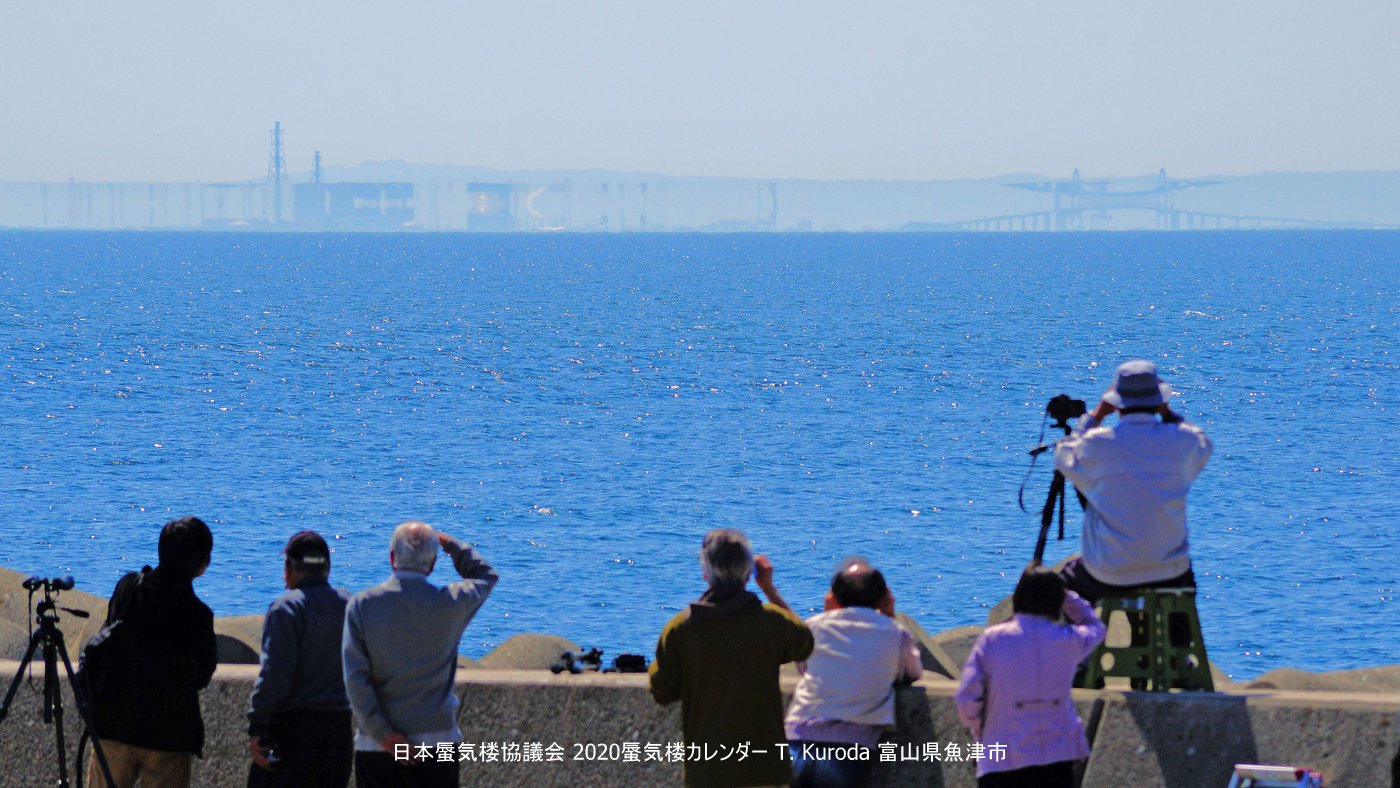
[0,122,1394,232]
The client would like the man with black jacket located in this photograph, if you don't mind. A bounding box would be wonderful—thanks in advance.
[87,516,218,788]
[246,531,354,788]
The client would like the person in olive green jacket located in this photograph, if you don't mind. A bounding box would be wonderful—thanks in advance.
[649,529,814,788]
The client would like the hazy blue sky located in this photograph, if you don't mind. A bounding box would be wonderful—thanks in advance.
[3,1,1399,182]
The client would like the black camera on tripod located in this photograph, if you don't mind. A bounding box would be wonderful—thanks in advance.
[20,576,82,631]
[0,573,117,787]
[1022,395,1090,564]
[1045,394,1086,428]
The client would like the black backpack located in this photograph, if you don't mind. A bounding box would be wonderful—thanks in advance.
[76,568,149,715]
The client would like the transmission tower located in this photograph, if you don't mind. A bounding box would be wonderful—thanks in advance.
[267,121,286,223]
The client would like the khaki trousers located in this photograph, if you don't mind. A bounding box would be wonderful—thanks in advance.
[87,739,193,788]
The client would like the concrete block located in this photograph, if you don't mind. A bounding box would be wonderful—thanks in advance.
[477,633,581,671]
[931,625,983,677]
[1082,691,1400,788]
[192,665,261,786]
[895,612,962,680]
[214,614,264,664]
[1245,665,1400,693]
[866,684,977,787]
[0,618,31,663]
[453,672,682,786]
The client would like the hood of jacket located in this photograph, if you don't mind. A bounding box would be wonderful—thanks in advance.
[688,586,762,624]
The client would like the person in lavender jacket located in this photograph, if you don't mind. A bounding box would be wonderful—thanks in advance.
[955,564,1106,788]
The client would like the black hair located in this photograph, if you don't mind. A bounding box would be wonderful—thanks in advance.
[1119,405,1160,416]
[830,559,889,609]
[158,516,213,581]
[1011,563,1065,619]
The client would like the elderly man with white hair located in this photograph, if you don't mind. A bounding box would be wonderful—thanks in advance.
[649,528,813,788]
[342,521,497,788]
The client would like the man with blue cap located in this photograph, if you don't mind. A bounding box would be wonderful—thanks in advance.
[1053,359,1213,602]
[246,530,354,788]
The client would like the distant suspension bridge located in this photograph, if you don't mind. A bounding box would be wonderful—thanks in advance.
[953,169,1357,231]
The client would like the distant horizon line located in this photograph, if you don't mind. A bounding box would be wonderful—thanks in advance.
[8,164,1400,187]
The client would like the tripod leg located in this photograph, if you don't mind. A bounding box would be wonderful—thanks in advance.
[0,629,45,723]
[1035,472,1066,564]
[43,641,72,786]
[54,637,117,788]
[1057,472,1067,542]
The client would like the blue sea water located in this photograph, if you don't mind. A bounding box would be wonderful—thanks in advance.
[0,230,1395,680]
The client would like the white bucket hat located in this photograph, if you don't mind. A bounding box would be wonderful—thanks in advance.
[1103,359,1173,409]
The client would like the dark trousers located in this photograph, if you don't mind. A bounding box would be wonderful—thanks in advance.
[978,759,1075,788]
[789,740,873,787]
[1057,556,1195,605]
[354,750,458,788]
[247,710,353,788]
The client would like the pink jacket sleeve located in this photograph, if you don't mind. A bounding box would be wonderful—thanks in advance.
[1062,591,1107,660]
[954,635,988,740]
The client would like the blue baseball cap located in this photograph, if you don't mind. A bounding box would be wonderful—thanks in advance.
[284,530,330,567]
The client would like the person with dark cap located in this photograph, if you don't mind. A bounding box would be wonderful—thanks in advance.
[87,515,218,788]
[769,556,923,787]
[648,529,814,788]
[246,531,354,788]
[1054,359,1213,602]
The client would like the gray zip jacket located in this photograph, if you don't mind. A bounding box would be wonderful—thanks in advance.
[342,538,497,744]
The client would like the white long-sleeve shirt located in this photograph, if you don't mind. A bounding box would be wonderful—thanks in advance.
[1054,412,1212,587]
[783,606,923,745]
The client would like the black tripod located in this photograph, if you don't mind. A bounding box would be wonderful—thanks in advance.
[1026,399,1087,564]
[0,577,116,788]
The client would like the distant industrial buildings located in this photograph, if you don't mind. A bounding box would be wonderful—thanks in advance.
[293,183,415,230]
[0,177,789,232]
[4,171,1399,232]
[1,124,1398,231]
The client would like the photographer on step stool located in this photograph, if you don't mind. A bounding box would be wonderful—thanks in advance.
[1053,359,1213,603]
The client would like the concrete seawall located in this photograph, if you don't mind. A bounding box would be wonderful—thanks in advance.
[2,660,1397,787]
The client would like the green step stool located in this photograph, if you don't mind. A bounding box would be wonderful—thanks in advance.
[1083,587,1213,692]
